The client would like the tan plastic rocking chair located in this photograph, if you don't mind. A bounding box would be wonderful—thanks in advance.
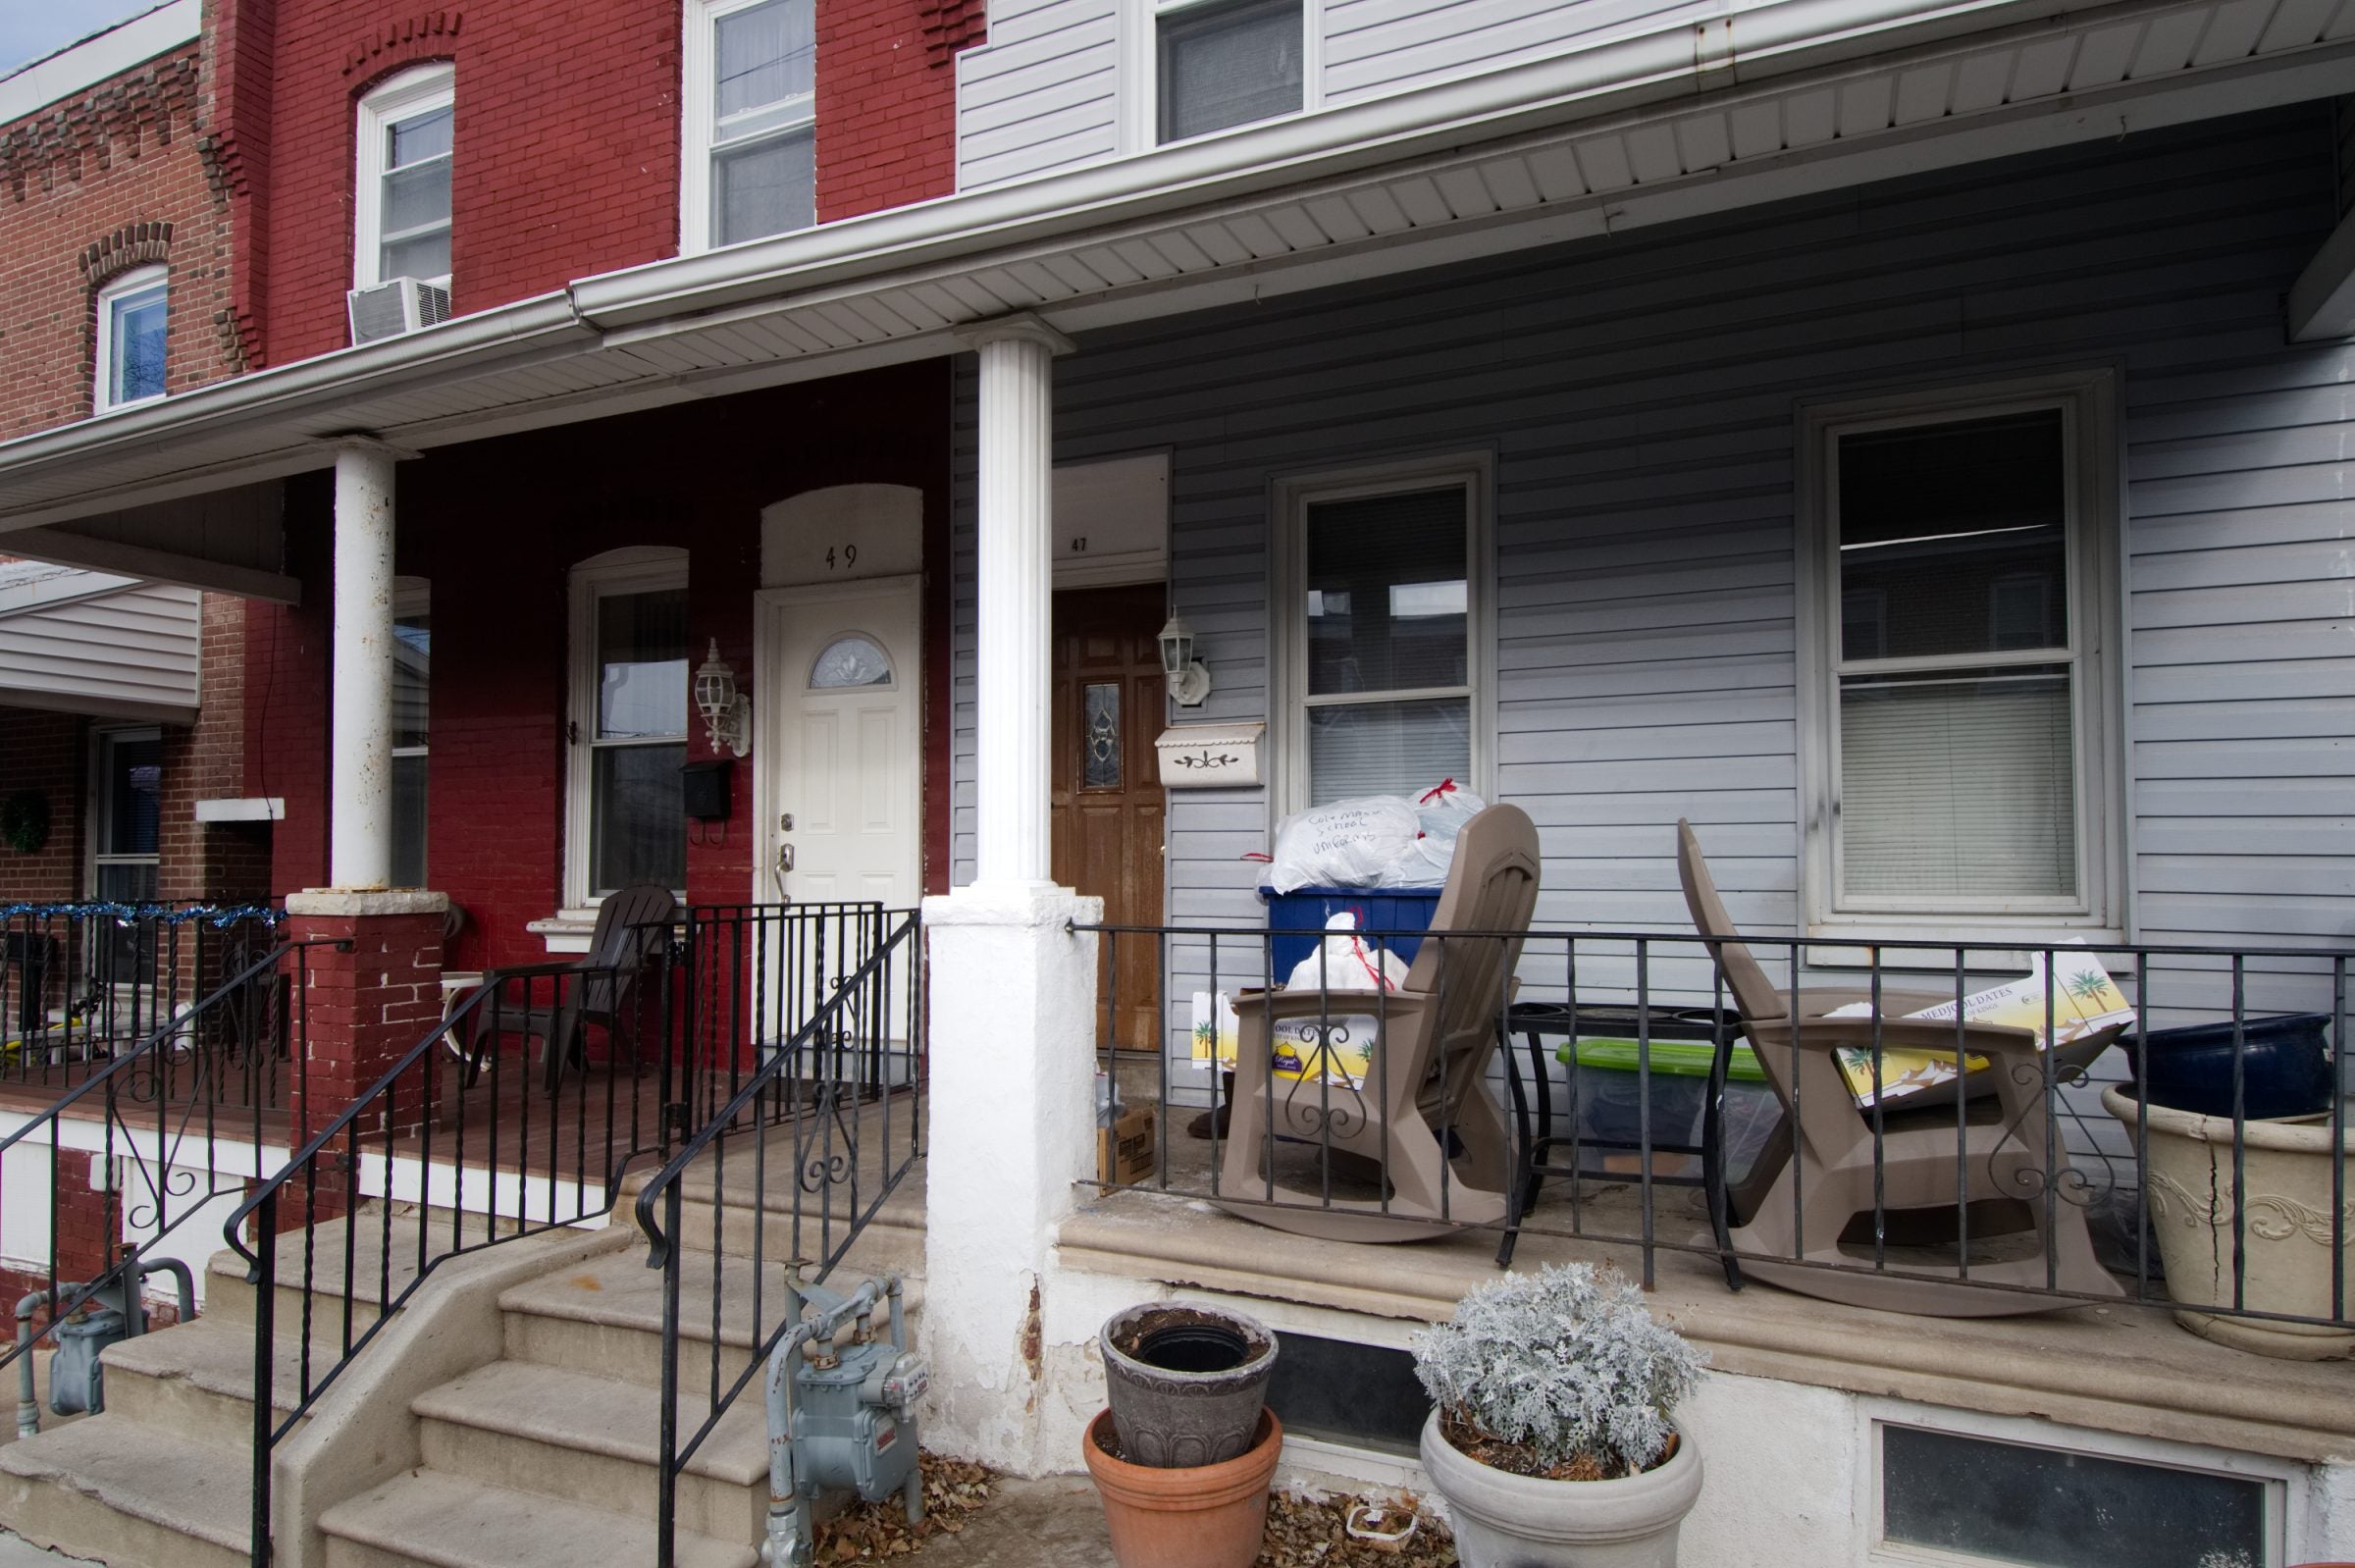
[1677,820,2121,1316]
[1216,804,1541,1243]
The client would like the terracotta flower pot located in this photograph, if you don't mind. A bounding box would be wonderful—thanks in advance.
[1082,1406,1282,1568]
[1420,1411,1703,1568]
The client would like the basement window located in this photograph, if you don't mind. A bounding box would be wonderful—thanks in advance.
[1262,1332,1428,1456]
[1874,1422,2279,1568]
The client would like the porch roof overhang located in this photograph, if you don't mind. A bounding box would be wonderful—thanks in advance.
[0,561,200,724]
[0,0,2349,541]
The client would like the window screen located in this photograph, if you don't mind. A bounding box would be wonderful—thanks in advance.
[590,587,688,895]
[1299,485,1470,806]
[1159,0,1302,143]
[1832,407,2079,905]
[1881,1425,2270,1568]
[380,102,453,281]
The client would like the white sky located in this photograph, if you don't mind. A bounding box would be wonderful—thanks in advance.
[0,0,161,80]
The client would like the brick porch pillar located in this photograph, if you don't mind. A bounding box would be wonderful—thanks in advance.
[283,890,448,1206]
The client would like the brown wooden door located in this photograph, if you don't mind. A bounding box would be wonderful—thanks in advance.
[1051,584,1167,1052]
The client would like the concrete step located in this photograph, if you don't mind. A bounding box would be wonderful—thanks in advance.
[0,1413,249,1568]
[318,1469,756,1568]
[497,1243,922,1393]
[97,1317,317,1451]
[412,1359,766,1545]
[204,1207,442,1343]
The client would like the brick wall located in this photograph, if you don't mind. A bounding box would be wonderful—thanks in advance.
[158,595,271,907]
[0,40,242,440]
[816,0,964,223]
[0,708,82,903]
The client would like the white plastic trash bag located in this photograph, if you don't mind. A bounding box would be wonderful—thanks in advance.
[1379,778,1487,887]
[1273,913,1411,1088]
[1268,796,1421,893]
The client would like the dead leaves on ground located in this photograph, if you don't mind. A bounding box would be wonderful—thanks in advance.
[1258,1490,1457,1566]
[811,1452,993,1560]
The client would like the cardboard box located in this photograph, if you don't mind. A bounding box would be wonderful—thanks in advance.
[1098,1106,1157,1186]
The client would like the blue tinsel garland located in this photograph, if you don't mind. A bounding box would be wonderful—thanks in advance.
[0,901,285,928]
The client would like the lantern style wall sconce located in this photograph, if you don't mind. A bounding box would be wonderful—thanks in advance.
[1157,614,1213,707]
[695,639,751,757]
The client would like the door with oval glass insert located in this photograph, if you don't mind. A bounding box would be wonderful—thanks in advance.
[1050,584,1167,1052]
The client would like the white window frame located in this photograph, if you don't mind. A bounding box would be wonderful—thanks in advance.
[681,0,817,256]
[1854,1398,2298,1568]
[564,547,691,909]
[1120,0,1320,154]
[1796,369,2122,943]
[1271,451,1494,817]
[86,724,164,900]
[391,577,431,888]
[93,264,169,413]
[354,63,455,289]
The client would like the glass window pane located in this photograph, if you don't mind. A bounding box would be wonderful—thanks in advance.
[383,160,451,236]
[111,287,168,404]
[1159,0,1301,142]
[1307,698,1468,808]
[388,104,453,169]
[103,737,163,858]
[715,0,814,126]
[1881,1425,2266,1568]
[392,753,428,888]
[1083,683,1122,789]
[1840,667,2076,901]
[591,744,686,895]
[809,635,892,689]
[714,129,814,245]
[393,613,431,750]
[1304,487,1467,697]
[597,588,688,740]
[1838,409,2068,661]
[94,862,159,904]
[382,231,451,283]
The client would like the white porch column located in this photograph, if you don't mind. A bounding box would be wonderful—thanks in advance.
[922,312,1100,1475]
[964,313,1073,889]
[329,441,399,890]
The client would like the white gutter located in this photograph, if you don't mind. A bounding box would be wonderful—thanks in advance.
[0,0,2218,504]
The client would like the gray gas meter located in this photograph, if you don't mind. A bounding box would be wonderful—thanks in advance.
[761,1272,928,1568]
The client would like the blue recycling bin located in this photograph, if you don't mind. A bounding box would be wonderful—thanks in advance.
[1258,886,1444,977]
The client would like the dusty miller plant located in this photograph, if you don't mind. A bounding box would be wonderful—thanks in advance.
[1411,1263,1704,1479]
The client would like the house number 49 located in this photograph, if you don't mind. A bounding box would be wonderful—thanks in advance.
[825,544,860,569]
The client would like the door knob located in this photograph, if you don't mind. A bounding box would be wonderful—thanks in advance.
[778,843,796,873]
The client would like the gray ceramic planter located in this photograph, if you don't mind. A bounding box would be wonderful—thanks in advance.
[1099,1302,1278,1468]
[1420,1411,1703,1568]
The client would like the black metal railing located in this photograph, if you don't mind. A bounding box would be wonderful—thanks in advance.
[1078,920,2353,1335]
[634,907,922,1568]
[0,903,284,1094]
[0,923,324,1396]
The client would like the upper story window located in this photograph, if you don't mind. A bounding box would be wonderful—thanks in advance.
[1801,372,2120,935]
[355,64,455,288]
[1155,0,1303,143]
[1276,458,1489,810]
[566,549,691,905]
[683,0,816,253]
[94,265,168,412]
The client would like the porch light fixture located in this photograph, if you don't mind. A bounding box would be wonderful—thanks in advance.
[1157,614,1213,707]
[694,639,750,758]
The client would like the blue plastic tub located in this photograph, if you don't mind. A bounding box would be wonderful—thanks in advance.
[2127,1013,2334,1121]
[1257,886,1442,976]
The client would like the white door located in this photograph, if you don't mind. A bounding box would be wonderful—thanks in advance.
[756,577,921,911]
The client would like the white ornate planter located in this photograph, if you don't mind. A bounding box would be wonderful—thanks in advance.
[2103,1086,2355,1360]
[1420,1412,1702,1568]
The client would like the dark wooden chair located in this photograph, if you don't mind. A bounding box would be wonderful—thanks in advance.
[465,884,678,1097]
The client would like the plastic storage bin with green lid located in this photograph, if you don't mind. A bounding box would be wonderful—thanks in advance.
[1552,1036,1779,1185]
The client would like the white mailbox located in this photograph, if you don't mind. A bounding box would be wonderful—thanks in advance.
[1155,722,1265,788]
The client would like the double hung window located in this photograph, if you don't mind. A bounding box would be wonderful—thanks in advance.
[355,65,455,287]
[568,552,690,904]
[1278,462,1488,810]
[94,265,168,412]
[684,0,816,251]
[1151,0,1304,143]
[1804,374,2118,931]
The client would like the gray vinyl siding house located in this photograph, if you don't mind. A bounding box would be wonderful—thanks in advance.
[952,102,2354,1081]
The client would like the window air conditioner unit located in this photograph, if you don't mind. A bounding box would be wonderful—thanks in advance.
[346,277,451,344]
